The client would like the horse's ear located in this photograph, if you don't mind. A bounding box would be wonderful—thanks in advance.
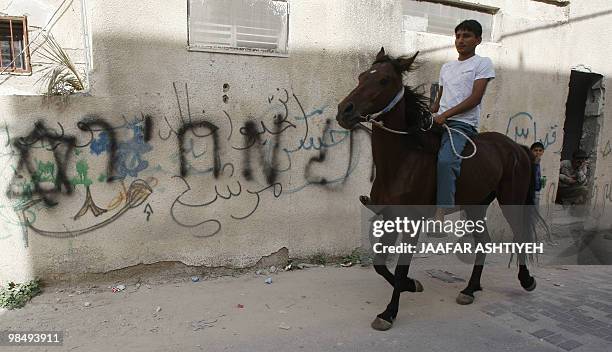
[398,51,419,72]
[376,47,386,61]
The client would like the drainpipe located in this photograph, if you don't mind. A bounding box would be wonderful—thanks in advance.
[80,0,92,93]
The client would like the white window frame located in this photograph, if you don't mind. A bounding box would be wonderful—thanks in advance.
[531,0,569,6]
[402,0,499,42]
[187,0,289,57]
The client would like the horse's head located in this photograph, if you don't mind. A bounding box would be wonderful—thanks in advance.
[336,47,419,130]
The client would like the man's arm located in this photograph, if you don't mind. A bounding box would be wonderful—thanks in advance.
[434,78,490,125]
[558,174,573,184]
[558,161,574,184]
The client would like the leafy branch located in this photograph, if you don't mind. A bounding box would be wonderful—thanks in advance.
[36,34,85,96]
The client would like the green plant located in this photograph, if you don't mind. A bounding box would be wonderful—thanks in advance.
[36,34,84,96]
[0,279,42,310]
[308,252,327,265]
[342,250,361,264]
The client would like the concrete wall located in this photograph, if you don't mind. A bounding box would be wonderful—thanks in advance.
[1,0,611,284]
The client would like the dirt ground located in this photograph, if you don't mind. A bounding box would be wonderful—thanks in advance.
[2,250,611,352]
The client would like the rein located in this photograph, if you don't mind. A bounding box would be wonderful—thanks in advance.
[358,86,477,159]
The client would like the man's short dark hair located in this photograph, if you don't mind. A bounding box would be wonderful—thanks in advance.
[455,20,483,38]
[530,142,544,150]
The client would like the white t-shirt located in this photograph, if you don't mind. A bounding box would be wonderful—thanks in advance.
[438,55,495,128]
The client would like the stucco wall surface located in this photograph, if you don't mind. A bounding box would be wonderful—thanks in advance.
[1,0,611,284]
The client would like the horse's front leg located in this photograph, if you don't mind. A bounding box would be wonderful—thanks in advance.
[373,229,398,287]
[372,210,423,292]
[371,262,409,331]
[371,233,421,331]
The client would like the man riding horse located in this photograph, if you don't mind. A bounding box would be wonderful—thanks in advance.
[336,20,542,331]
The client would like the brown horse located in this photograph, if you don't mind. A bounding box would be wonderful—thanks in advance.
[336,48,542,331]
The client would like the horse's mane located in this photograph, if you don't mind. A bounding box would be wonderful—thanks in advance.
[373,54,432,130]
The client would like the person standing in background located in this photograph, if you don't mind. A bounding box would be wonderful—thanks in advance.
[530,142,545,205]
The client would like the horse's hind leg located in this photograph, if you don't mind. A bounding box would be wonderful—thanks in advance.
[500,205,537,291]
[457,205,489,305]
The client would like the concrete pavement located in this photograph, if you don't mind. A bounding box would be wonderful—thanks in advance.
[1,253,611,352]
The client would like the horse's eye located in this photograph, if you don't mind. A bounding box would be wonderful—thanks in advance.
[380,78,389,85]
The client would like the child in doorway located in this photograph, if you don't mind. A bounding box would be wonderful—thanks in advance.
[530,142,545,205]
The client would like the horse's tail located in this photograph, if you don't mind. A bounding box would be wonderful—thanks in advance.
[510,146,552,266]
[524,145,537,206]
[524,145,552,239]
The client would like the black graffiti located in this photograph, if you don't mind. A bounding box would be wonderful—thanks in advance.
[178,120,221,177]
[304,118,331,185]
[7,115,154,205]
[170,175,282,237]
[232,89,304,186]
[9,121,76,205]
[602,140,611,159]
[239,119,282,184]
[605,182,612,203]
[144,115,153,142]
[78,117,117,182]
[144,203,153,221]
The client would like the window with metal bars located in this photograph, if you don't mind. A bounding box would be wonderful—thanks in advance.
[188,0,289,56]
[0,16,31,74]
[402,0,496,42]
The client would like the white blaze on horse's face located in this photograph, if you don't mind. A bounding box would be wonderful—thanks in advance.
[337,60,403,129]
[356,63,402,112]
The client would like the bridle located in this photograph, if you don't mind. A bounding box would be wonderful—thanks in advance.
[356,85,476,159]
[358,86,433,135]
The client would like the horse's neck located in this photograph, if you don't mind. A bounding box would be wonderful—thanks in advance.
[370,101,439,172]
[371,128,438,174]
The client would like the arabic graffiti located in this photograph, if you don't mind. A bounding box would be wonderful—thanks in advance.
[538,124,559,149]
[505,112,559,149]
[1,84,368,245]
[239,119,282,184]
[602,140,611,159]
[170,175,282,237]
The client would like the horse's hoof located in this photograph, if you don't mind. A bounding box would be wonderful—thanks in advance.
[414,279,424,292]
[456,292,475,305]
[371,317,393,331]
[522,277,537,291]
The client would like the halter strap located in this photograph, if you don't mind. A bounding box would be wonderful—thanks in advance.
[363,87,405,122]
[356,85,477,158]
[360,86,426,135]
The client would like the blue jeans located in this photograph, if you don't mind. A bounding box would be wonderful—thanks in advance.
[437,120,478,208]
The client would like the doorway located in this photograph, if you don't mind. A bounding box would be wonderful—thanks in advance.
[556,69,604,205]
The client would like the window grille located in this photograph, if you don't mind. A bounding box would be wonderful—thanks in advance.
[0,16,31,73]
[188,0,289,56]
